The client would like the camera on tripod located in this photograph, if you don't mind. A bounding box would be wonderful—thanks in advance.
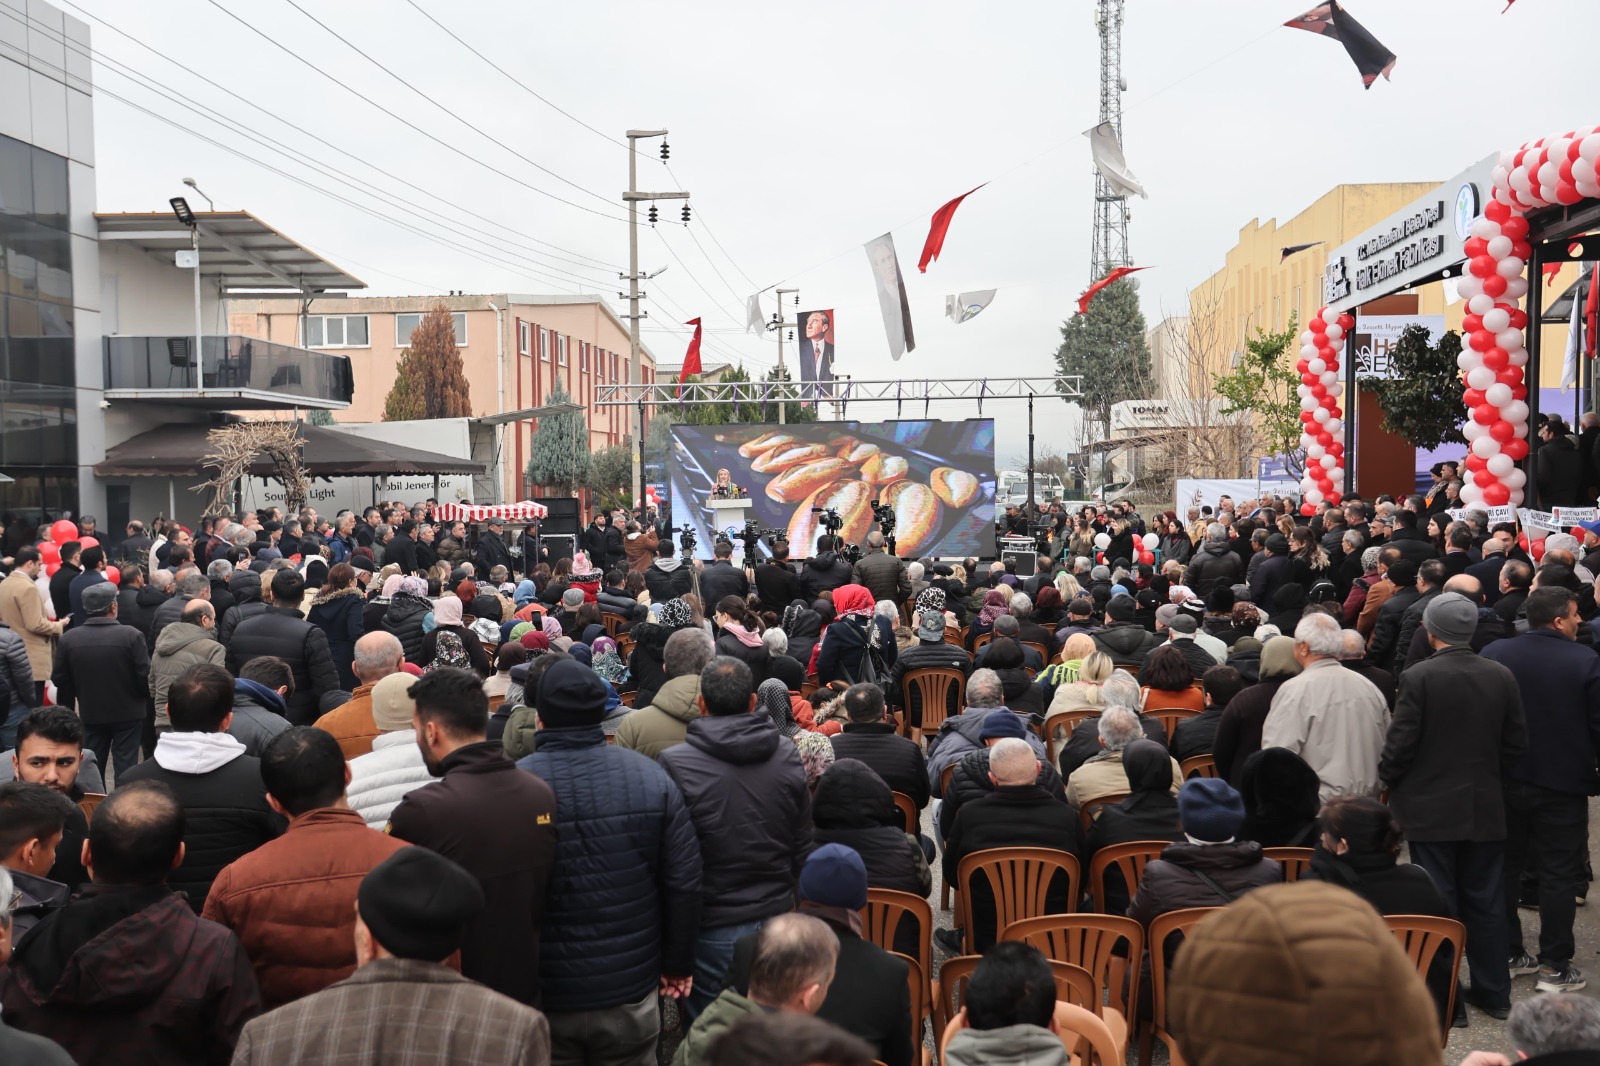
[677,523,697,556]
[870,499,897,556]
[737,519,780,562]
[811,506,844,534]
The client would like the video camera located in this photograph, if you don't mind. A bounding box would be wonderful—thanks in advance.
[677,523,697,557]
[811,506,844,535]
[736,519,781,563]
[870,498,897,557]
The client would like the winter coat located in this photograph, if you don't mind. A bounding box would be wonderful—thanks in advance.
[1128,840,1281,926]
[1186,540,1243,595]
[0,884,260,1066]
[52,616,150,727]
[0,624,34,710]
[698,561,749,611]
[1538,432,1585,506]
[1091,621,1158,667]
[1480,628,1600,795]
[783,604,824,669]
[644,557,695,604]
[800,551,854,600]
[307,586,365,690]
[671,989,762,1066]
[208,578,235,619]
[201,807,409,1009]
[812,758,931,902]
[885,639,971,725]
[1365,585,1421,672]
[347,730,433,829]
[928,708,1047,796]
[1212,676,1294,786]
[1248,553,1290,608]
[312,683,385,759]
[613,673,700,760]
[944,784,1078,951]
[944,1026,1071,1066]
[626,621,676,709]
[380,593,433,665]
[624,529,658,573]
[226,605,341,726]
[1380,644,1528,842]
[939,746,1067,842]
[117,585,165,642]
[1056,712,1169,779]
[226,679,292,757]
[1066,748,1182,811]
[816,615,897,687]
[853,549,911,604]
[1083,746,1183,916]
[0,570,60,683]
[830,721,930,809]
[473,530,513,578]
[149,622,227,728]
[387,741,557,1007]
[998,666,1045,717]
[714,628,771,686]
[217,575,267,648]
[518,726,703,1012]
[659,713,813,929]
[754,562,802,613]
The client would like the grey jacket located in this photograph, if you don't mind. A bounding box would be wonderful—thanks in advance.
[944,1024,1071,1066]
[150,622,227,728]
[0,623,35,708]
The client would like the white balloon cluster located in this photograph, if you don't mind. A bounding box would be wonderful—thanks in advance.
[1295,306,1349,512]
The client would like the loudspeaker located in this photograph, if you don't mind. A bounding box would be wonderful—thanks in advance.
[534,497,581,538]
[1000,543,1037,577]
[539,533,576,565]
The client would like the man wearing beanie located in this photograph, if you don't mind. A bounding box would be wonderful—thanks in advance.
[1381,589,1528,1020]
[1248,533,1291,607]
[386,668,557,1009]
[516,657,703,1065]
[725,845,913,1066]
[1128,777,1280,931]
[231,848,551,1065]
[555,587,587,638]
[1090,595,1157,668]
[347,673,433,829]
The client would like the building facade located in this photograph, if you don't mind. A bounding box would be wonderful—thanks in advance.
[230,293,656,502]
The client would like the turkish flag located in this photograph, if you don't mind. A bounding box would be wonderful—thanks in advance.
[1586,271,1598,358]
[1077,266,1147,315]
[918,185,984,273]
[678,318,702,398]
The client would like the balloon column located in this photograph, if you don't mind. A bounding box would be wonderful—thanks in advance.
[1460,126,1600,507]
[1296,307,1350,514]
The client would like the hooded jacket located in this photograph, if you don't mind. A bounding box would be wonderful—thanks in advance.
[1237,747,1321,848]
[613,673,701,760]
[800,550,853,600]
[117,733,285,911]
[943,1025,1071,1066]
[1186,540,1243,595]
[624,527,659,573]
[1213,637,1302,785]
[380,593,433,665]
[927,707,1047,796]
[117,583,165,642]
[149,621,226,729]
[225,605,341,726]
[812,758,931,901]
[1091,621,1158,667]
[347,730,433,829]
[1083,740,1182,914]
[225,678,292,757]
[659,713,813,928]
[0,884,260,1066]
[829,720,930,808]
[1128,840,1281,927]
[625,620,676,709]
[782,602,824,669]
[670,989,762,1066]
[306,585,365,690]
[644,556,695,604]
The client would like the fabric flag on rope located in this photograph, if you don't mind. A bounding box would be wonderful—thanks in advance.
[1077,266,1147,316]
[678,318,702,399]
[918,185,984,273]
[1586,267,1598,358]
[1280,241,1324,263]
[1085,122,1147,199]
[865,233,916,360]
[946,290,998,323]
[1562,272,1584,388]
[1284,2,1396,89]
[1545,262,1565,286]
[745,293,765,335]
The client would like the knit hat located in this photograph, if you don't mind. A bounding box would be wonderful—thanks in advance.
[371,672,417,732]
[536,658,609,728]
[1178,777,1246,843]
[358,848,483,961]
[917,613,946,641]
[1545,531,1580,555]
[1106,597,1135,622]
[979,710,1029,741]
[797,843,869,911]
[1423,591,1477,647]
[1090,565,1111,582]
[657,598,692,629]
[561,587,585,609]
[1155,603,1180,628]
[81,582,117,617]
[1264,533,1290,555]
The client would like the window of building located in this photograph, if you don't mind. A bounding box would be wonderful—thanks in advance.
[557,336,568,366]
[302,314,370,348]
[538,327,549,362]
[518,321,531,355]
[595,349,604,382]
[395,311,467,347]
[579,343,588,373]
[612,352,620,381]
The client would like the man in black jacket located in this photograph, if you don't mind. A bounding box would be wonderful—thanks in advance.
[754,543,802,614]
[1366,558,1421,672]
[800,535,853,600]
[47,541,80,625]
[579,513,609,567]
[114,520,153,567]
[852,532,910,606]
[388,667,557,1008]
[644,539,695,604]
[225,570,340,725]
[474,517,514,578]
[1494,558,1534,625]
[830,681,930,809]
[114,565,163,645]
[697,540,749,609]
[1387,509,1441,565]
[117,662,284,910]
[660,656,811,1020]
[885,615,972,733]
[1393,558,1448,676]
[382,520,421,575]
[52,583,148,784]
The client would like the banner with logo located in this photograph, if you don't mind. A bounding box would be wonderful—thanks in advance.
[1555,507,1597,527]
[1353,315,1445,380]
[1447,505,1515,525]
[1516,508,1558,534]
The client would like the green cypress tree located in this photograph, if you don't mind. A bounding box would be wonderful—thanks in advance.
[526,380,592,494]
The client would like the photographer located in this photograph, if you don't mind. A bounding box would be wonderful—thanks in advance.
[699,539,749,608]
[852,531,910,607]
[754,541,802,613]
[801,534,852,600]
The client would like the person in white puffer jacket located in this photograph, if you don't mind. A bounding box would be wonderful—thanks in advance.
[346,672,433,829]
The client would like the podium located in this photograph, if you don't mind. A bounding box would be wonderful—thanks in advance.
[708,497,755,566]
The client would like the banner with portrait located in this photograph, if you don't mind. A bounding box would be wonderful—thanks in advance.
[795,308,835,405]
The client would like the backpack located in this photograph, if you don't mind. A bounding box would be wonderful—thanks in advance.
[843,617,885,688]
[428,630,472,673]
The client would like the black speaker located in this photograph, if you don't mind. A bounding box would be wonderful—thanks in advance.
[539,533,576,565]
[1000,543,1037,577]
[534,497,581,538]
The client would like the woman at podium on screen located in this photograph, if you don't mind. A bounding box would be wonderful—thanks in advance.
[711,468,742,500]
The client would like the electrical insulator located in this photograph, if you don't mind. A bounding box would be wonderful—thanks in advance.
[681,203,691,223]
[787,330,794,341]
[659,141,670,160]
[647,204,658,224]
[793,293,799,306]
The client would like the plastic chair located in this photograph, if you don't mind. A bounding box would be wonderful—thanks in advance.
[1088,840,1169,914]
[601,613,627,638]
[1078,792,1128,836]
[1144,706,1202,742]
[76,792,107,824]
[955,847,1081,954]
[615,635,635,662]
[888,951,934,1065]
[891,791,919,835]
[943,626,963,647]
[970,631,993,653]
[1178,754,1218,780]
[861,888,933,1017]
[1386,914,1466,1048]
[616,691,636,708]
[901,667,966,746]
[1001,912,1145,1026]
[1042,707,1099,765]
[938,763,958,911]
[1263,846,1314,883]
[940,1001,1123,1065]
[487,694,505,713]
[1142,907,1222,1066]
[1021,640,1051,665]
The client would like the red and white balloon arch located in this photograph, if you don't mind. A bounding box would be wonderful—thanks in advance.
[1295,309,1350,512]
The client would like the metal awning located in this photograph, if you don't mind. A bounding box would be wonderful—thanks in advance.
[95,210,364,293]
[96,423,484,478]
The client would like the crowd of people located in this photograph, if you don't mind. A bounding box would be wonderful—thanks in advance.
[0,484,1592,1065]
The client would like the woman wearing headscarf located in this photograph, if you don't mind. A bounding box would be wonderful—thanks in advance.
[364,570,404,634]
[965,587,1012,651]
[815,584,896,686]
[628,597,691,709]
[811,758,932,933]
[382,575,434,664]
[1266,582,1308,634]
[759,678,834,787]
[913,586,948,630]
[1083,738,1183,915]
[1236,747,1321,848]
[781,599,823,671]
[983,637,1043,718]
[713,596,771,686]
[416,594,493,676]
[1212,635,1302,785]
[589,635,629,688]
[541,613,571,653]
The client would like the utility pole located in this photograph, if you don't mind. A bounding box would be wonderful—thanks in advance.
[1090,0,1130,280]
[772,287,799,426]
[622,129,688,513]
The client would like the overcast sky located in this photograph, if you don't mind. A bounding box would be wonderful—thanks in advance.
[63,0,1599,466]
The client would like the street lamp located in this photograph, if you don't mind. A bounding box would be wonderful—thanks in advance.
[181,177,214,212]
[170,195,201,388]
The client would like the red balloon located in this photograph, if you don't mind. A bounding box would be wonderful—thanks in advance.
[105,566,120,587]
[1490,420,1516,442]
[1469,255,1497,279]
[1302,373,1319,387]
[1502,216,1530,240]
[1496,367,1523,386]
[44,563,58,577]
[1473,468,1496,487]
[1300,503,1316,517]
[1517,532,1530,550]
[1317,346,1335,361]
[1483,347,1509,371]
[1483,483,1511,506]
[1465,453,1488,471]
[1557,181,1581,204]
[38,542,59,565]
[1469,329,1495,352]
[1512,241,1533,262]
[1483,275,1509,298]
[1503,437,1530,460]
[1511,384,1529,401]
[1300,411,1317,424]
[77,536,98,551]
[1509,308,1529,329]
[1337,314,1354,331]
[1316,432,1333,448]
[1530,537,1546,562]
[1462,313,1485,334]
[1485,199,1512,223]
[49,520,77,545]
[1463,237,1488,258]
[1462,388,1487,408]
[1473,404,1498,425]
[1311,319,1327,335]
[1296,359,1310,374]
[1138,550,1155,565]
[1326,492,1342,506]
[1321,395,1337,410]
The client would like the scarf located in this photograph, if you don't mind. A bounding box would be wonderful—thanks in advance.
[658,598,692,629]
[380,574,406,599]
[915,586,946,618]
[977,587,1011,628]
[399,576,428,598]
[758,678,800,737]
[432,596,463,627]
[722,621,763,649]
[832,584,875,619]
[541,616,564,641]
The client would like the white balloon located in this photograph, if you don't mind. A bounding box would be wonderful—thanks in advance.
[1510,166,1533,193]
[1456,351,1478,371]
[1325,418,1343,436]
[1308,358,1327,375]
[1460,482,1484,505]
[1306,443,1325,461]
[1505,468,1527,490]
[1509,348,1529,367]
[1505,276,1529,299]
[1466,367,1496,391]
[1142,533,1159,550]
[1510,488,1526,506]
[1486,453,1514,477]
[1578,180,1600,200]
[1471,217,1502,240]
[1320,454,1338,470]
[1515,422,1529,439]
[1463,420,1486,441]
[1330,467,1345,483]
[1300,343,1319,361]
[1484,383,1513,407]
[1550,138,1573,166]
[1580,132,1600,162]
[1094,532,1110,549]
[1472,435,1502,458]
[1467,294,1496,316]
[1305,489,1324,505]
[1457,276,1485,301]
[1501,400,1529,423]
[1539,160,1561,188]
[1497,256,1526,279]
[1324,323,1344,342]
[1486,235,1513,259]
[1300,396,1318,413]
[1312,407,1331,424]
[1300,330,1315,346]
[1577,158,1600,185]
[1319,371,1339,388]
[1482,308,1511,332]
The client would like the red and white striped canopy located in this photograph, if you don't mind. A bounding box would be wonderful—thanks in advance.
[433,501,549,523]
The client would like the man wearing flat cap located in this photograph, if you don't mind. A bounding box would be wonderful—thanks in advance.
[231,848,550,1065]
[51,580,148,783]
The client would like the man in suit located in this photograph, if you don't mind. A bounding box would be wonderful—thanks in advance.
[797,310,834,387]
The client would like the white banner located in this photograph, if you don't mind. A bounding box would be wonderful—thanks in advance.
[1555,507,1597,527]
[1517,508,1558,534]
[1447,505,1515,524]
[1175,478,1304,521]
